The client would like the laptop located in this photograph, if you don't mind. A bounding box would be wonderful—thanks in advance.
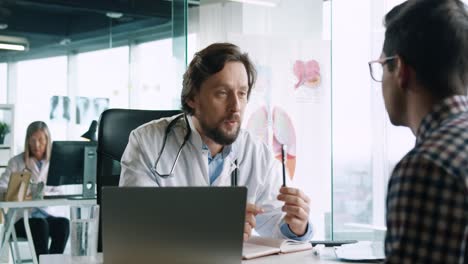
[102,187,247,264]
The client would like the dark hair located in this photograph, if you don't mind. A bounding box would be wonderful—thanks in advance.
[181,43,257,115]
[383,0,468,98]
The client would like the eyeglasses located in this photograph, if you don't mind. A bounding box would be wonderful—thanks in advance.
[368,56,397,82]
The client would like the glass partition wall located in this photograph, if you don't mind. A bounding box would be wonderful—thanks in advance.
[189,0,415,242]
[189,0,333,239]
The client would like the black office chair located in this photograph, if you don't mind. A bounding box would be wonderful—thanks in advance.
[96,108,181,251]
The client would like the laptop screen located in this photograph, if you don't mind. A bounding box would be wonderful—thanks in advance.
[102,187,247,264]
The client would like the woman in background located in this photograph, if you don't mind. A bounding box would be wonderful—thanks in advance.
[0,121,69,257]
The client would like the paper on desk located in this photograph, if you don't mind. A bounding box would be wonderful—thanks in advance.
[335,241,385,261]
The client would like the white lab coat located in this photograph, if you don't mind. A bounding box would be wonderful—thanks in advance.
[0,153,50,193]
[0,153,62,220]
[120,114,312,240]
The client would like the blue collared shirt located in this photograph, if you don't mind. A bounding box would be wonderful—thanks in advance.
[280,220,313,241]
[203,144,232,185]
[36,160,43,170]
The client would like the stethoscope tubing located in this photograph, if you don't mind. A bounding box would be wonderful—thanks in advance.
[151,114,238,186]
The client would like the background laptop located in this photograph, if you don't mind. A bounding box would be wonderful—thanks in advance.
[102,186,247,264]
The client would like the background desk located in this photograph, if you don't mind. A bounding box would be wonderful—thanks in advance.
[0,198,96,264]
[40,250,372,264]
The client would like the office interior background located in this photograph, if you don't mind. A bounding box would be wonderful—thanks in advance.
[2,0,464,242]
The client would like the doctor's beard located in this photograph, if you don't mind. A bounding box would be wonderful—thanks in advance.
[200,119,241,145]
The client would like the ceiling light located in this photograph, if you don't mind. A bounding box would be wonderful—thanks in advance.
[0,43,25,51]
[59,38,71,45]
[0,35,28,51]
[229,0,279,7]
[106,12,123,19]
[0,24,8,30]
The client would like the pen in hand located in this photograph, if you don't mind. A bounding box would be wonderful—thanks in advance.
[281,144,286,187]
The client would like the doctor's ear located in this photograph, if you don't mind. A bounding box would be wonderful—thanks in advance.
[186,95,199,109]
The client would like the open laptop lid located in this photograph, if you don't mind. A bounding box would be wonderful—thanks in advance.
[102,186,247,264]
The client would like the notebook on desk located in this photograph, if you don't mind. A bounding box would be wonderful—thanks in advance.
[101,186,247,264]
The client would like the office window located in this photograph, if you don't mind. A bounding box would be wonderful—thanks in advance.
[186,33,198,70]
[130,39,180,110]
[0,64,6,104]
[331,0,414,240]
[190,0,332,239]
[1,0,188,166]
[74,46,129,139]
[15,56,68,153]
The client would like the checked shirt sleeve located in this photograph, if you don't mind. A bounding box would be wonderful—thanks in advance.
[385,155,467,264]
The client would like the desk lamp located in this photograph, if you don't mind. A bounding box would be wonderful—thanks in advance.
[81,120,98,142]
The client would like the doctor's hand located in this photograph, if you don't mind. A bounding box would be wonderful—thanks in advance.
[277,187,310,236]
[244,203,264,241]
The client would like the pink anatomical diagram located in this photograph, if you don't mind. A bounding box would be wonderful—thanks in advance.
[293,60,321,89]
[246,106,296,179]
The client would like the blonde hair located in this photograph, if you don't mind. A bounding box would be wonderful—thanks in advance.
[24,121,52,162]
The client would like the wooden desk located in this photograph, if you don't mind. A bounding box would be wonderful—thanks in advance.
[40,249,371,264]
[0,198,96,264]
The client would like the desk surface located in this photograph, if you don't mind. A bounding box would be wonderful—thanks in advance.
[1,198,97,264]
[0,198,95,208]
[40,250,371,264]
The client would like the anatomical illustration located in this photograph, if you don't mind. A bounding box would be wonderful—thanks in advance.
[245,59,322,179]
[246,106,297,179]
[293,59,321,89]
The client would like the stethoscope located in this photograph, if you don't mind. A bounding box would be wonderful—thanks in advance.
[149,113,238,186]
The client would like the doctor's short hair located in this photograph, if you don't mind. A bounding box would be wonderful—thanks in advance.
[24,121,52,162]
[383,0,468,98]
[181,42,257,115]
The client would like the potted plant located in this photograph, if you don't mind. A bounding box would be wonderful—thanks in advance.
[0,121,10,145]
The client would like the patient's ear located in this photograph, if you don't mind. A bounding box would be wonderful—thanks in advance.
[396,57,411,91]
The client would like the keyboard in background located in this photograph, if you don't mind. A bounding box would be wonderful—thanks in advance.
[43,194,86,200]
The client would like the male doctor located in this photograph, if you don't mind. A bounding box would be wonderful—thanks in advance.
[120,43,313,241]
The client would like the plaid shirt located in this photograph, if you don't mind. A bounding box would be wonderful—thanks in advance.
[385,95,468,264]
